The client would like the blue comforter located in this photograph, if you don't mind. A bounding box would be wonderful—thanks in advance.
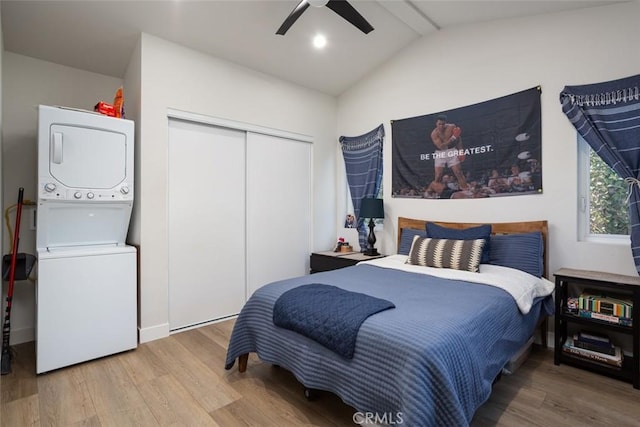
[273,283,395,359]
[225,264,553,426]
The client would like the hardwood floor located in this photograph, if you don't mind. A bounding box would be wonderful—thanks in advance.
[2,319,639,426]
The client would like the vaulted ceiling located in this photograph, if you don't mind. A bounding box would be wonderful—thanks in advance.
[1,1,628,96]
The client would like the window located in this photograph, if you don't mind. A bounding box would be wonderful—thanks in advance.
[578,136,629,240]
[345,185,384,228]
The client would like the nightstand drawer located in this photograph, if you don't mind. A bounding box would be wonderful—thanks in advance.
[310,251,385,274]
[310,253,359,273]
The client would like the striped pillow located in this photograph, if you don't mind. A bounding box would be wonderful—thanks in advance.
[405,236,485,273]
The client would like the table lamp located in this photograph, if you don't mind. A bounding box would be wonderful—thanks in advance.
[360,197,384,256]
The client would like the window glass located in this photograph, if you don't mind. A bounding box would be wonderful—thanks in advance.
[578,137,628,239]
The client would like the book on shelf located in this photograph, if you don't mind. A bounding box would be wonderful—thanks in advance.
[578,309,633,326]
[577,330,611,344]
[578,290,633,318]
[573,334,616,356]
[563,337,623,368]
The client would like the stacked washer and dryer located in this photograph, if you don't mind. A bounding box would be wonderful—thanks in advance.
[36,105,137,374]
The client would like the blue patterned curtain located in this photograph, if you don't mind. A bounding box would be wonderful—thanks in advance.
[340,124,384,250]
[560,74,640,274]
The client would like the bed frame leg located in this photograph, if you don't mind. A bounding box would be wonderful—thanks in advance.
[238,354,248,373]
[304,388,318,401]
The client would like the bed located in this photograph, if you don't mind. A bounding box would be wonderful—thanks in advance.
[225,217,554,426]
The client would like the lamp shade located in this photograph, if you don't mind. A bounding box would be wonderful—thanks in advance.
[360,198,384,219]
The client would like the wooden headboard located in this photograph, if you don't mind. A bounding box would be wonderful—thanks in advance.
[397,217,549,279]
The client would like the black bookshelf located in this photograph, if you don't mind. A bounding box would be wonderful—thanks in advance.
[554,268,640,389]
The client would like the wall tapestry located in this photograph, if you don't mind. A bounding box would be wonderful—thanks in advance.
[391,87,542,199]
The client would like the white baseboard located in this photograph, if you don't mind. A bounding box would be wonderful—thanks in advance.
[138,322,170,343]
[8,326,35,345]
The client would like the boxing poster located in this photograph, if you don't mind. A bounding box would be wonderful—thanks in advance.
[391,87,542,199]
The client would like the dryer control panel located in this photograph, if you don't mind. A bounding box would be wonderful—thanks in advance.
[39,182,133,201]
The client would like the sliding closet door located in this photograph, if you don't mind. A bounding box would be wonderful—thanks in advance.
[246,132,312,297]
[168,119,246,331]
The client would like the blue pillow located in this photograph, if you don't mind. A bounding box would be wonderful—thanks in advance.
[425,222,492,264]
[489,232,543,277]
[398,228,426,255]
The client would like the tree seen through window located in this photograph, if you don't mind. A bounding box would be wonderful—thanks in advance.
[589,148,628,235]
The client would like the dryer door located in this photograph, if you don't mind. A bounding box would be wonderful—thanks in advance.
[49,124,127,189]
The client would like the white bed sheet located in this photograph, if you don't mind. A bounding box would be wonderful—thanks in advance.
[359,254,554,314]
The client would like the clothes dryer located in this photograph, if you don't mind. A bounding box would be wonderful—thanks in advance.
[37,105,133,249]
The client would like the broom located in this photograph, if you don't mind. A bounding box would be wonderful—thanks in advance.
[1,188,24,375]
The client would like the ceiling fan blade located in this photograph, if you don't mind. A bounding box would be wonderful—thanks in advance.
[325,0,374,34]
[276,0,311,35]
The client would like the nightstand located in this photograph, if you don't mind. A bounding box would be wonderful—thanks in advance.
[310,251,385,274]
[554,268,640,389]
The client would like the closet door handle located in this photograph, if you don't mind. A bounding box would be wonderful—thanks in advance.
[51,132,63,164]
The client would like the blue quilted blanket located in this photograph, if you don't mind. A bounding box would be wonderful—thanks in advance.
[226,264,553,426]
[272,284,395,359]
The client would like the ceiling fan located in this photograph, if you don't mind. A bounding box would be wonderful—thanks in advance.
[276,0,374,36]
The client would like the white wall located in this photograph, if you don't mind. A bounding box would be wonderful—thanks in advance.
[337,2,640,278]
[123,38,141,246]
[1,52,123,343]
[134,34,337,342]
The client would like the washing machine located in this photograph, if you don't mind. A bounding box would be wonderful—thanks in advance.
[35,105,137,373]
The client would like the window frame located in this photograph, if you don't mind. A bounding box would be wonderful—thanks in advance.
[577,136,629,243]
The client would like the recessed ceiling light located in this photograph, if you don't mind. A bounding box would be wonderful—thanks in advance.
[308,0,329,7]
[313,34,327,49]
